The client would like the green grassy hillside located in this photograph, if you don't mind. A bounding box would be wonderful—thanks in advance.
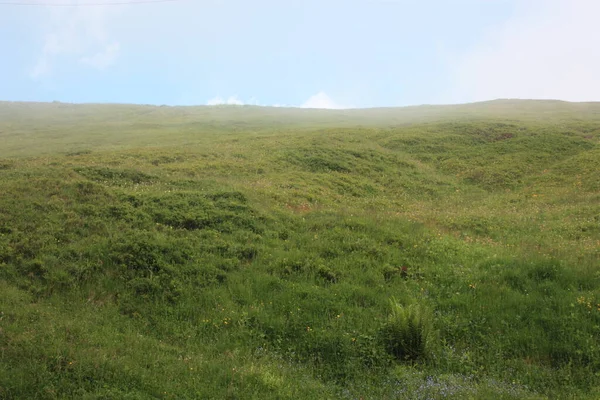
[0,100,599,399]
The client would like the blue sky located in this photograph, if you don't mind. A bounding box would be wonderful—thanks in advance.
[1,0,598,108]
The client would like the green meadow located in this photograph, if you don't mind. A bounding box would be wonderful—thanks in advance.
[0,99,599,399]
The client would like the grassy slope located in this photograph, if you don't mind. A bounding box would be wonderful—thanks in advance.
[0,100,599,399]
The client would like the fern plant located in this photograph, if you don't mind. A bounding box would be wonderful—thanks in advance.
[379,298,436,362]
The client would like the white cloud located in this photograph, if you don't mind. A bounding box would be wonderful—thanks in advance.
[30,55,51,80]
[247,97,260,106]
[80,42,120,70]
[301,91,345,109]
[206,95,244,105]
[206,97,223,105]
[207,96,223,105]
[30,4,122,79]
[447,0,600,103]
[204,92,348,109]
[206,95,286,107]
[226,96,244,105]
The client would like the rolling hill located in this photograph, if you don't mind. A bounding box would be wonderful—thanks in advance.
[0,100,599,399]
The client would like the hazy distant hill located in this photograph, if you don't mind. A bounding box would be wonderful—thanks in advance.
[1,99,599,158]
